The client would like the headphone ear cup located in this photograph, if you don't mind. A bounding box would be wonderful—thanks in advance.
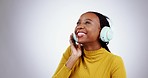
[100,26,113,42]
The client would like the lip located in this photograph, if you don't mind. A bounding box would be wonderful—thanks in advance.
[76,30,87,37]
[76,30,87,35]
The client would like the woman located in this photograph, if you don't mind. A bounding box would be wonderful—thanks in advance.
[52,11,126,78]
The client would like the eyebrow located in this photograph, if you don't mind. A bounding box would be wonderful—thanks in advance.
[77,18,93,23]
[85,19,93,21]
[86,18,100,24]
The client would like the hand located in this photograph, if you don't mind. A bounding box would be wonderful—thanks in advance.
[69,33,82,58]
[66,34,82,69]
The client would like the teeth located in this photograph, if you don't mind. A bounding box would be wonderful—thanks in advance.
[78,33,86,36]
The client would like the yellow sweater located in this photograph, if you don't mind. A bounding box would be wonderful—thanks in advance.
[52,46,126,78]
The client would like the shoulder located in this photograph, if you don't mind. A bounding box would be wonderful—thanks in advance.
[111,54,124,65]
[107,52,124,65]
[104,48,124,63]
[110,54,125,71]
[101,48,124,66]
[64,45,72,54]
[113,55,124,69]
[109,54,126,77]
[103,49,125,66]
[62,45,72,59]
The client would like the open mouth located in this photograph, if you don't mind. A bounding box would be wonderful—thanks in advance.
[77,32,86,37]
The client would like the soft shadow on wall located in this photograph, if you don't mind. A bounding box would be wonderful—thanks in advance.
[0,0,148,78]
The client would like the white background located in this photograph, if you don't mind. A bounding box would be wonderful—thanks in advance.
[0,0,148,78]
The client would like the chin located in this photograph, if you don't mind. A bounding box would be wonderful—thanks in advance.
[78,40,86,44]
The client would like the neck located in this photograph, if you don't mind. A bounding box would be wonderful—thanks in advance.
[83,41,101,51]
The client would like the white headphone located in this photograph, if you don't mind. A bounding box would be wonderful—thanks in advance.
[73,26,113,43]
[100,26,113,42]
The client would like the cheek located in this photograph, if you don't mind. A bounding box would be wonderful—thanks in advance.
[94,30,100,38]
[88,28,100,39]
[74,26,77,32]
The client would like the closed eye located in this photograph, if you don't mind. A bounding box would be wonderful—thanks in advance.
[77,21,80,25]
[85,21,91,24]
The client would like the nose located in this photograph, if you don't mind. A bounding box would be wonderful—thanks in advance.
[76,24,85,29]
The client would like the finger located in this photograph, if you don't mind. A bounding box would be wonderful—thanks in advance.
[69,34,75,48]
[76,44,82,56]
[76,43,82,51]
[77,43,81,49]
[69,34,74,44]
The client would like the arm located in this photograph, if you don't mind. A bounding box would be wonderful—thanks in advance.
[111,56,126,78]
[52,46,72,78]
[52,34,82,78]
[66,34,82,69]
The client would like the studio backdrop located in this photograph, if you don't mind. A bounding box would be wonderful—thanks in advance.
[0,0,148,78]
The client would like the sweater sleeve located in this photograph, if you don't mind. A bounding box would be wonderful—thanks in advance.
[52,46,72,78]
[111,55,126,78]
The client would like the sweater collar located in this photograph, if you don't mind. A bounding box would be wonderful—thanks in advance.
[83,47,108,61]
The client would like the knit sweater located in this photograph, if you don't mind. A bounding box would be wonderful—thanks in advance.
[52,46,126,78]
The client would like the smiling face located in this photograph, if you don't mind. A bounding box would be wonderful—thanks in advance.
[75,12,101,44]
